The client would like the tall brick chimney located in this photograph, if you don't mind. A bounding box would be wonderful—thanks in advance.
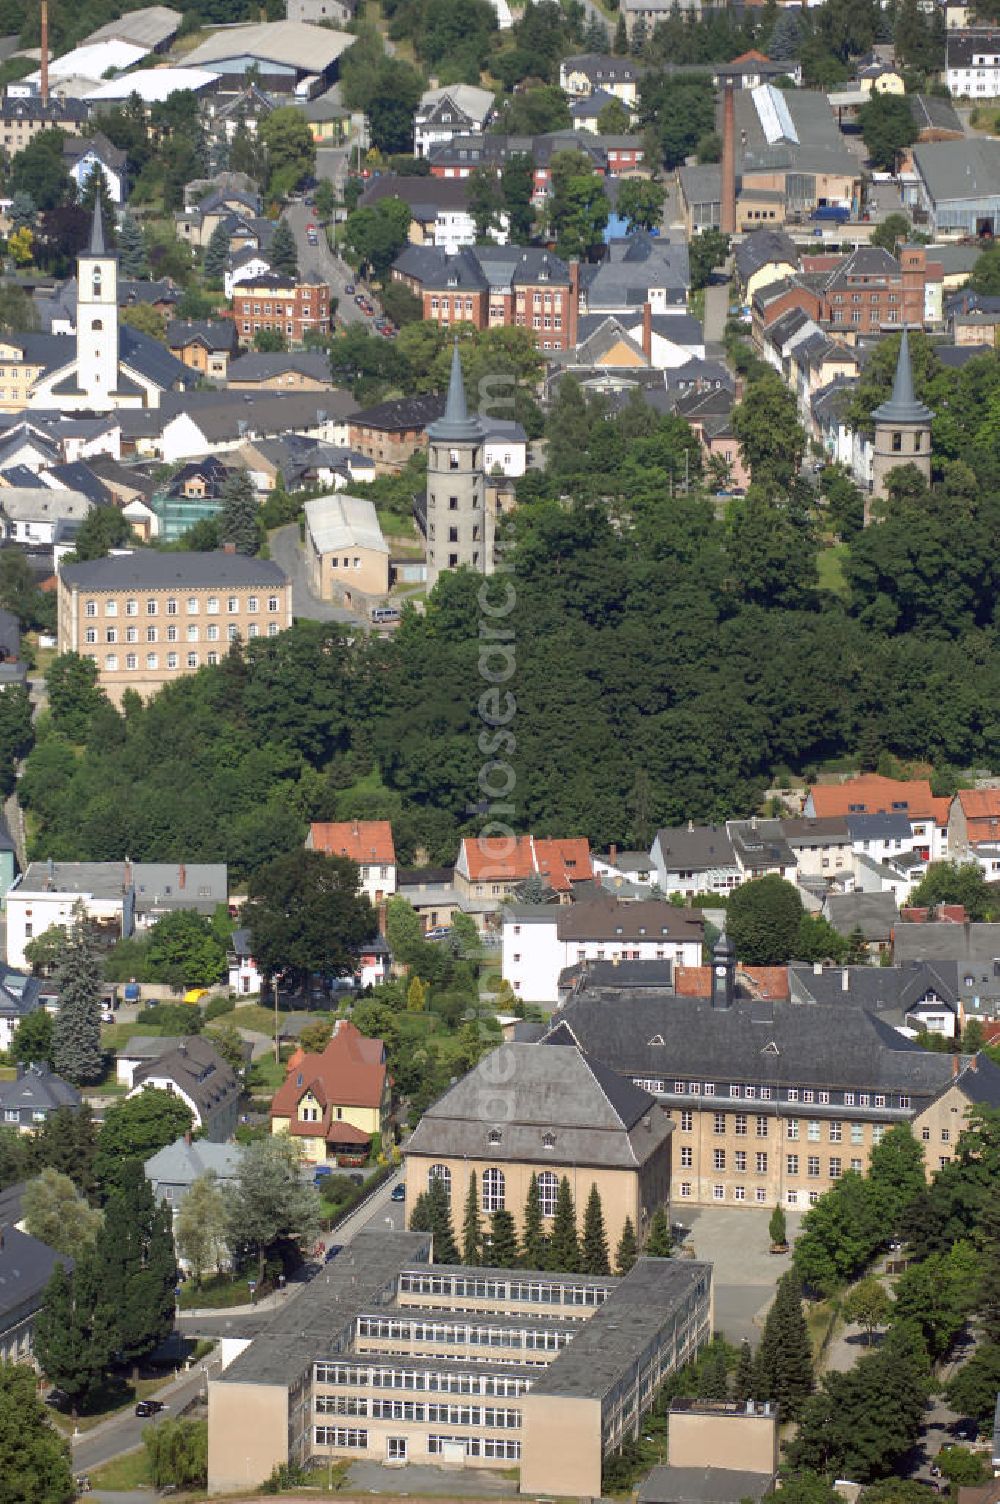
[40,0,49,106]
[641,300,652,361]
[721,79,737,237]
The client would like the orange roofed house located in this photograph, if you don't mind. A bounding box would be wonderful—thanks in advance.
[948,790,1000,879]
[270,1019,391,1168]
[453,834,593,929]
[804,774,949,862]
[306,820,397,905]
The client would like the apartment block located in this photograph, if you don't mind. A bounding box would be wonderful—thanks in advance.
[58,551,292,703]
[231,273,331,344]
[206,1227,712,1495]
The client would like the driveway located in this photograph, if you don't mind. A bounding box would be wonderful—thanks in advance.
[268,523,365,626]
[681,1205,802,1345]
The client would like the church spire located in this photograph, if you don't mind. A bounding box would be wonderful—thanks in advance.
[88,196,106,257]
[872,328,932,425]
[426,338,486,444]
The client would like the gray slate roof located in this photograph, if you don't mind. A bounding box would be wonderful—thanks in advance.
[132,1036,240,1121]
[61,550,287,591]
[405,1041,671,1170]
[651,825,738,873]
[145,1134,243,1188]
[824,890,899,939]
[546,993,966,1103]
[227,350,332,384]
[0,1065,81,1115]
[0,1226,71,1328]
[913,139,1000,204]
[734,227,799,285]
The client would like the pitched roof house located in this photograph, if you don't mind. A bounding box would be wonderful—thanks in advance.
[0,1064,81,1131]
[454,834,593,909]
[269,1019,390,1166]
[949,790,1000,871]
[306,820,397,904]
[128,1036,240,1141]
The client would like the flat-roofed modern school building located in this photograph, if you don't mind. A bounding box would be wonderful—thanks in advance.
[207,1227,712,1495]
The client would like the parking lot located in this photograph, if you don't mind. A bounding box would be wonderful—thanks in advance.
[678,1205,803,1345]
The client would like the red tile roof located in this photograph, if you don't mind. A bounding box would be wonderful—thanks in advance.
[957,790,1000,845]
[270,1021,386,1129]
[809,775,940,822]
[309,820,396,865]
[458,835,592,890]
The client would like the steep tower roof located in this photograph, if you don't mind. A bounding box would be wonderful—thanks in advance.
[872,329,933,426]
[426,340,486,444]
[81,197,118,261]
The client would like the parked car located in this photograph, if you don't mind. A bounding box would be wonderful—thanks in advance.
[425,926,451,941]
[345,283,355,295]
[325,1244,344,1263]
[390,1183,406,1202]
[135,1400,165,1418]
[313,1165,333,1184]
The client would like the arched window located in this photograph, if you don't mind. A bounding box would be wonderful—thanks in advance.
[482,1167,505,1213]
[428,1164,451,1203]
[92,318,103,331]
[92,269,102,298]
[537,1171,558,1219]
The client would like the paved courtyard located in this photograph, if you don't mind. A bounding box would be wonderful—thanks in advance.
[679,1205,803,1346]
[347,1462,518,1496]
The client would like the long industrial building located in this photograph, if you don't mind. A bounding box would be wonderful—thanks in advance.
[207,1228,712,1495]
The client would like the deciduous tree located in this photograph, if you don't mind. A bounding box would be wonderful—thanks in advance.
[95,1090,194,1198]
[22,1168,102,1257]
[244,850,375,992]
[726,876,804,965]
[175,1172,229,1287]
[843,1275,892,1344]
[0,1360,74,1503]
[224,1134,322,1280]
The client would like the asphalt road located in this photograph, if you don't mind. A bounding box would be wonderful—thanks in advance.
[283,197,378,329]
[268,522,364,625]
[71,1360,218,1475]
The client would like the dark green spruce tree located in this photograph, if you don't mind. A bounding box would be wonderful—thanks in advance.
[581,1184,611,1275]
[203,220,231,284]
[51,918,103,1085]
[645,1206,673,1257]
[521,1173,546,1269]
[218,469,260,556]
[754,1271,813,1419]
[426,1175,458,1264]
[616,1216,638,1276]
[548,1177,579,1273]
[489,1208,519,1267]
[96,1161,178,1372]
[34,1256,116,1422]
[116,211,147,277]
[733,1339,755,1402]
[461,1171,481,1266]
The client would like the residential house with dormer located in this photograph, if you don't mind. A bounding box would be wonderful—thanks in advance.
[414,84,496,158]
[269,1019,390,1166]
[128,1035,240,1141]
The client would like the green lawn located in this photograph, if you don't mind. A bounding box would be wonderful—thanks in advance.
[248,1053,286,1091]
[87,1449,151,1490]
[232,1002,321,1036]
[817,543,850,599]
[177,1272,260,1309]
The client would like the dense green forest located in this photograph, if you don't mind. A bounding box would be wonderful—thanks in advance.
[21,339,1000,877]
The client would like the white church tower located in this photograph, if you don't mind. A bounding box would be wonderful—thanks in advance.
[76,199,120,407]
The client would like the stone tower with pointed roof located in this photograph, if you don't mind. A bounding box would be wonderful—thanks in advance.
[424,341,488,589]
[871,328,933,503]
[76,199,120,408]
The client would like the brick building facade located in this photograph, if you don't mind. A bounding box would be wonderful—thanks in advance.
[230,274,330,344]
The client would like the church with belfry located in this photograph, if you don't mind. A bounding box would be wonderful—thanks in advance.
[29,201,191,412]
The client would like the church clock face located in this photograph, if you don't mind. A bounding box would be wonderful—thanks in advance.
[715,964,727,978]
